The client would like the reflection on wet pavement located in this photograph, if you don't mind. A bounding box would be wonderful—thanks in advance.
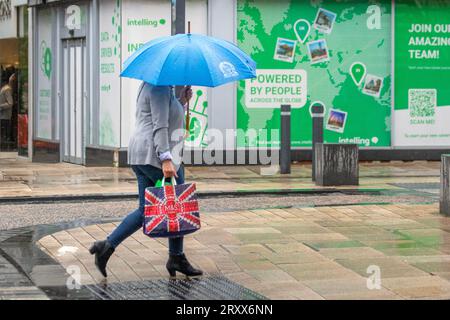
[0,154,442,199]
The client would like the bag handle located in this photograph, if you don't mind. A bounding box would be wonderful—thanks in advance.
[161,176,178,186]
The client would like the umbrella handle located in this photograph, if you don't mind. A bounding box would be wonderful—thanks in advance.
[184,85,191,134]
[185,100,190,137]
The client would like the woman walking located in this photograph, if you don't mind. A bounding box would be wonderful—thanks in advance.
[89,83,203,278]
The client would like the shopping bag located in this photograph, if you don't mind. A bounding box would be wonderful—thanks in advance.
[143,177,201,238]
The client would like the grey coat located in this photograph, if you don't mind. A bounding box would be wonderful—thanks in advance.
[128,83,185,170]
[0,85,13,120]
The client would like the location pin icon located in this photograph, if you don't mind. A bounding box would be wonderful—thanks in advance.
[350,62,367,86]
[294,19,311,44]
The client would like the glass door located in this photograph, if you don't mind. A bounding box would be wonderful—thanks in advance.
[62,38,86,164]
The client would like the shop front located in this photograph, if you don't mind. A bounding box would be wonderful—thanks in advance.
[0,0,30,156]
[28,0,92,163]
[27,0,450,166]
[29,0,209,166]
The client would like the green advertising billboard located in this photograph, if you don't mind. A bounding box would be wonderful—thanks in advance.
[394,0,450,147]
[237,0,392,148]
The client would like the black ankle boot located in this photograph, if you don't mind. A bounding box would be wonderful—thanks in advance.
[89,240,115,277]
[166,254,203,278]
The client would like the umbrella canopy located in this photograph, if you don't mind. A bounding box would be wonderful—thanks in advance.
[120,33,256,87]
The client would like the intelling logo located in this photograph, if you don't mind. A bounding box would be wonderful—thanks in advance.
[0,0,12,21]
[40,41,52,80]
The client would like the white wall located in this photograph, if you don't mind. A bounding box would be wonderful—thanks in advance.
[208,0,237,149]
[185,0,209,149]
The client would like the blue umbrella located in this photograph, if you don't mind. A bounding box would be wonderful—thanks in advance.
[120,33,257,87]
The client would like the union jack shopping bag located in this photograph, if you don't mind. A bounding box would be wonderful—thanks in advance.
[143,178,201,238]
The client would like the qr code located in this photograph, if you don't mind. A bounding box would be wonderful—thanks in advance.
[408,89,436,118]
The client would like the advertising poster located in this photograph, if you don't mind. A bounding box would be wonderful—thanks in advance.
[99,0,121,147]
[237,0,392,148]
[394,0,450,147]
[121,0,171,147]
[120,0,208,149]
[36,8,53,140]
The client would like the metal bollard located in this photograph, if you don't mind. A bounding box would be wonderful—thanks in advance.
[441,155,450,216]
[310,102,325,181]
[280,104,291,174]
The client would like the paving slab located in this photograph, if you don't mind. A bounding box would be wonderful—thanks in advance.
[2,202,450,300]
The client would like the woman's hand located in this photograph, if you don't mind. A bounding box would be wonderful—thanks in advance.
[162,160,178,178]
[179,86,193,106]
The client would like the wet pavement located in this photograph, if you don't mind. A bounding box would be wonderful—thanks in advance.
[0,218,266,300]
[0,152,441,200]
[1,202,450,300]
[1,154,449,300]
[0,255,48,300]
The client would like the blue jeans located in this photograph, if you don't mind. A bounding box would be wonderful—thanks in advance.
[107,164,185,255]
